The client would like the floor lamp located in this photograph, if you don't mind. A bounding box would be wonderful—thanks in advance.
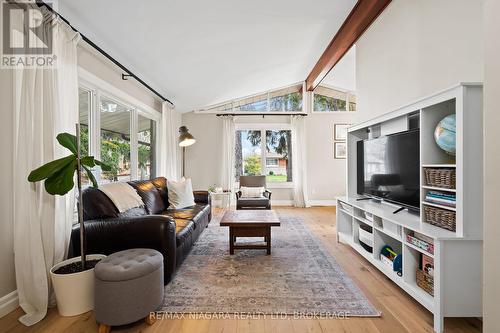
[178,126,196,177]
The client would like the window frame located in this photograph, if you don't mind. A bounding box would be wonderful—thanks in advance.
[311,84,357,114]
[234,123,293,189]
[78,68,160,183]
[195,82,305,115]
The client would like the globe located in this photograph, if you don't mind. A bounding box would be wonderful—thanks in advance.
[434,114,456,156]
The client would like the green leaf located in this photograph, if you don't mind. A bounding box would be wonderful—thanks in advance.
[82,165,98,188]
[56,133,78,155]
[94,159,111,171]
[27,155,75,182]
[81,156,95,167]
[44,160,77,195]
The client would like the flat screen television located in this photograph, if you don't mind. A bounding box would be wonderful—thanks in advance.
[357,129,420,210]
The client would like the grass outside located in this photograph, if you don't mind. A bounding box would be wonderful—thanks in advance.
[266,174,287,182]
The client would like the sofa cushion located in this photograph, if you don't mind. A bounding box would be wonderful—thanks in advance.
[82,187,119,221]
[128,180,165,214]
[237,197,270,207]
[173,219,195,246]
[163,204,210,227]
[151,177,169,208]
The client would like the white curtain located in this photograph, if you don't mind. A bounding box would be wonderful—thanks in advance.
[291,115,310,207]
[159,102,180,180]
[12,7,80,326]
[220,116,235,191]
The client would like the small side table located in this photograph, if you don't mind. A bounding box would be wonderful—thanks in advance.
[210,191,232,208]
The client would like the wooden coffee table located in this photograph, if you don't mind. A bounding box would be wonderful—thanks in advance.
[220,210,280,255]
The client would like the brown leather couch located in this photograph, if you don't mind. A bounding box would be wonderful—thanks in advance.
[69,177,211,284]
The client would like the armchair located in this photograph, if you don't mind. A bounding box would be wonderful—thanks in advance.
[236,176,272,210]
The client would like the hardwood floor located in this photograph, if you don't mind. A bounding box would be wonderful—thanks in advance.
[0,207,482,333]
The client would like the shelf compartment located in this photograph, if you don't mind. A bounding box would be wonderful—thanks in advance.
[420,98,456,165]
[421,164,456,168]
[353,219,373,255]
[404,228,435,256]
[422,185,456,193]
[404,246,435,297]
[422,201,456,212]
[373,217,402,238]
[353,216,373,227]
[337,209,353,242]
[338,201,354,214]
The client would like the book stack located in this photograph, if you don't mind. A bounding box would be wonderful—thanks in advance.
[425,191,456,207]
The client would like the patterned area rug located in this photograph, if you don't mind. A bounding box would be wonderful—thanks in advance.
[161,214,380,317]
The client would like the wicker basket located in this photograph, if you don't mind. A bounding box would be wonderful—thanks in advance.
[416,269,434,296]
[424,205,456,232]
[424,168,456,189]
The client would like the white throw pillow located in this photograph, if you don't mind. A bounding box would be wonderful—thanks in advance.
[167,178,196,209]
[240,186,265,198]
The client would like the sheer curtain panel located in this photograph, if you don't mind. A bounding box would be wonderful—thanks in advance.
[12,6,80,326]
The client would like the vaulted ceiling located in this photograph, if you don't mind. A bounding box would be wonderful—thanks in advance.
[59,0,356,111]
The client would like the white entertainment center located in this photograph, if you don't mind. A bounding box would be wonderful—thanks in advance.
[336,83,483,333]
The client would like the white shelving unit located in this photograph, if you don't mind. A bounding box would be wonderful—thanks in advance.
[338,83,483,333]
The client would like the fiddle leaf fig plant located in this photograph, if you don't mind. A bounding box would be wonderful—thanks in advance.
[28,129,111,272]
[28,133,110,195]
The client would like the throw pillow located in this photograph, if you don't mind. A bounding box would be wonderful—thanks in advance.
[167,178,196,209]
[240,186,265,198]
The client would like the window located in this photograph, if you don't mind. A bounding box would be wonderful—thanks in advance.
[313,85,356,112]
[78,87,92,185]
[99,96,132,183]
[203,84,303,113]
[78,78,159,184]
[137,114,157,180]
[266,158,278,166]
[234,128,292,184]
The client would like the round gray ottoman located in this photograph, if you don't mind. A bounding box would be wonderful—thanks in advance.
[94,248,164,332]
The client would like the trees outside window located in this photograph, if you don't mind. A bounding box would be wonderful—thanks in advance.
[78,86,158,183]
[313,85,356,112]
[234,129,292,184]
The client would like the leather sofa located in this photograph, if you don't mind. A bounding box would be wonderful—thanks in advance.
[69,177,211,284]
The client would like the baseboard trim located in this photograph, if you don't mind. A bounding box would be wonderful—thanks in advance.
[0,290,18,318]
[308,200,337,207]
[271,200,294,206]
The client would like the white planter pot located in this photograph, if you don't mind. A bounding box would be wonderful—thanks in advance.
[50,254,106,317]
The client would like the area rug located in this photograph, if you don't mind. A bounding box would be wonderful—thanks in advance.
[161,214,380,317]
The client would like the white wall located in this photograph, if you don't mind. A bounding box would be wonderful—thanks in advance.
[0,69,16,300]
[306,112,356,202]
[78,42,162,113]
[356,0,483,123]
[483,0,500,331]
[182,111,355,203]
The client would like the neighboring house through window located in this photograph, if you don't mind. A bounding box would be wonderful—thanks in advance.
[234,127,293,184]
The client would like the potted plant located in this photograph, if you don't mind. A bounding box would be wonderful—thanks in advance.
[28,124,111,316]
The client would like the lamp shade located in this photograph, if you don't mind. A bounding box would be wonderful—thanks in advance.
[178,126,196,147]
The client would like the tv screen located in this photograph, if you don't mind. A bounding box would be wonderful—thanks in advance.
[357,130,420,210]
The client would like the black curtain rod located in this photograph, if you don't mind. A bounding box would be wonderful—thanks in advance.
[216,113,307,117]
[35,1,174,106]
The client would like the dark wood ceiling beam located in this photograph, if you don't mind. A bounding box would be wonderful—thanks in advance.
[305,0,392,91]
